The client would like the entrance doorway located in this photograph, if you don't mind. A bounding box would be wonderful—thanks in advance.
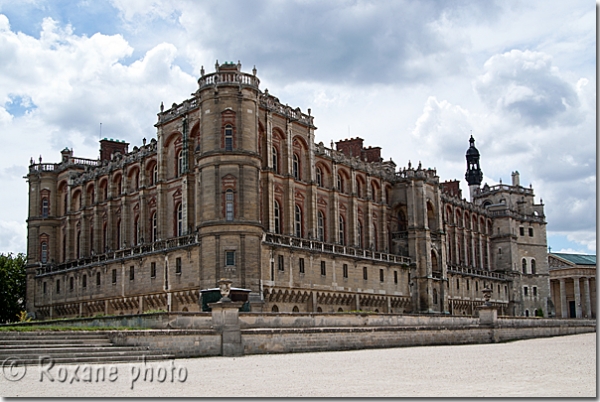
[569,301,576,318]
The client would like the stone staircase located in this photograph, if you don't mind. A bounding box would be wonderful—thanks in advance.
[0,331,175,365]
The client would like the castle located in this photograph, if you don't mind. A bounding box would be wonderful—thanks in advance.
[25,61,550,319]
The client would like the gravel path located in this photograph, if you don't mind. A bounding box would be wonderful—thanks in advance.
[1,333,595,397]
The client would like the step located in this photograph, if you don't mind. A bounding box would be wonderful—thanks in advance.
[0,344,148,356]
[6,354,177,366]
[1,339,112,345]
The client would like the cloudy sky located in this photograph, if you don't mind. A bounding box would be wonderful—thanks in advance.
[0,0,595,255]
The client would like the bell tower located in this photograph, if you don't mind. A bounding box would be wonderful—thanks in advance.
[465,135,483,200]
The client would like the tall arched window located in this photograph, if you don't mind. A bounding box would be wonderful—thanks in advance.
[76,230,81,258]
[293,154,300,180]
[338,215,345,245]
[41,241,48,263]
[522,258,527,274]
[356,180,362,198]
[272,147,279,174]
[151,212,157,242]
[337,174,343,193]
[316,167,322,187]
[357,221,363,248]
[531,259,536,274]
[225,125,233,151]
[294,205,302,237]
[116,220,121,249]
[177,150,184,177]
[134,216,139,244]
[274,201,281,234]
[176,203,183,236]
[372,223,378,250]
[317,211,325,242]
[102,223,107,252]
[152,164,158,185]
[225,190,234,221]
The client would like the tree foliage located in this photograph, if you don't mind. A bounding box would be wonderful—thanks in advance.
[0,253,27,323]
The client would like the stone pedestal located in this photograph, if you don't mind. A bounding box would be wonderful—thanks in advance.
[209,301,244,357]
[478,305,498,326]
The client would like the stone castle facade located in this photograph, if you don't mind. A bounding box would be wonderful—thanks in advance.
[25,61,550,319]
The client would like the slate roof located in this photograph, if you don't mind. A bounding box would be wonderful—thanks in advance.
[550,253,596,266]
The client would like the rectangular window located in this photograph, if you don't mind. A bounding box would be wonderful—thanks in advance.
[379,269,384,282]
[456,278,460,290]
[43,281,47,294]
[343,264,348,279]
[363,267,368,280]
[299,258,305,274]
[505,285,508,296]
[278,255,284,271]
[175,257,182,274]
[129,266,135,281]
[533,286,537,296]
[394,271,398,284]
[82,274,87,288]
[96,272,101,286]
[519,227,524,236]
[320,261,326,276]
[467,280,470,291]
[528,227,534,237]
[69,277,74,291]
[56,279,60,294]
[112,269,117,284]
[226,251,235,266]
[151,262,156,278]
[524,286,528,296]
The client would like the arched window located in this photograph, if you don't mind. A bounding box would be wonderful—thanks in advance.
[76,230,81,258]
[293,154,300,180]
[116,220,121,249]
[357,221,363,248]
[40,241,48,263]
[41,198,49,217]
[371,183,378,202]
[177,150,184,177]
[152,164,158,185]
[338,215,345,245]
[292,306,300,313]
[294,205,302,237]
[372,223,378,250]
[134,216,140,244]
[272,147,279,174]
[531,259,536,274]
[337,174,343,193]
[522,258,527,274]
[433,288,438,304]
[225,190,234,221]
[274,201,281,234]
[356,180,362,198]
[176,203,183,236]
[225,125,233,151]
[316,167,322,187]
[271,305,279,313]
[151,212,157,242]
[317,211,325,242]
[102,224,107,252]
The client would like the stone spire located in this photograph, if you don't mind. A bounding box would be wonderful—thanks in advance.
[465,135,483,200]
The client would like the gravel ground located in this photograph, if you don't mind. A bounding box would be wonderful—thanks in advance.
[1,332,595,397]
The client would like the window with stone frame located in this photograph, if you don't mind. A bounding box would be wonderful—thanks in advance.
[225,251,235,266]
[274,200,281,234]
[294,205,302,237]
[317,211,325,242]
[293,153,300,180]
[316,167,322,187]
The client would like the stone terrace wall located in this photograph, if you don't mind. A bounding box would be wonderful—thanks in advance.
[2,312,213,330]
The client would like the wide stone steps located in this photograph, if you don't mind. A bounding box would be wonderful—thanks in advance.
[0,331,175,365]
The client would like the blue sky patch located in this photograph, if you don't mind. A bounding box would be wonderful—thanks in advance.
[5,95,36,117]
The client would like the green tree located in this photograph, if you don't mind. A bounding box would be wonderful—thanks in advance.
[0,253,27,323]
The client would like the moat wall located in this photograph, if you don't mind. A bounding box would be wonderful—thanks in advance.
[4,312,595,357]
